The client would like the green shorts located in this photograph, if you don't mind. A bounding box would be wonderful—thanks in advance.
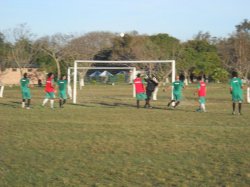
[232,93,243,102]
[173,93,182,101]
[59,91,67,99]
[199,97,206,104]
[22,90,31,99]
[136,93,147,101]
[45,92,55,99]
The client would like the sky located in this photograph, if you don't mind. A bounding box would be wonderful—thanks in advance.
[0,0,249,41]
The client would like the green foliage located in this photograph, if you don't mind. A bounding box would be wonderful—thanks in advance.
[211,68,229,83]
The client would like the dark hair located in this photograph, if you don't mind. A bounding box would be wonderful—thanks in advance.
[232,71,238,78]
[197,76,202,81]
[47,72,53,78]
[23,73,28,78]
[137,73,141,78]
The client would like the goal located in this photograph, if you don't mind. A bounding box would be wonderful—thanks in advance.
[72,60,176,104]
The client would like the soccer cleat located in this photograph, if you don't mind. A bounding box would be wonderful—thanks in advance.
[196,108,202,112]
[26,107,30,110]
[232,111,236,115]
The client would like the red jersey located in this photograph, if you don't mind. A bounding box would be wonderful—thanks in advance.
[198,81,206,97]
[134,77,145,94]
[45,77,54,92]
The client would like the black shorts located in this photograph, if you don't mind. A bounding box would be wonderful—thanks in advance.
[146,90,154,100]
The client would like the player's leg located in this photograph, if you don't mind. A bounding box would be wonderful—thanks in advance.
[174,94,181,108]
[26,99,31,109]
[26,90,31,109]
[167,100,174,107]
[42,93,49,106]
[22,99,26,108]
[200,97,206,112]
[137,100,140,108]
[50,93,55,109]
[238,102,242,115]
[232,102,236,115]
[59,99,62,108]
[147,91,153,108]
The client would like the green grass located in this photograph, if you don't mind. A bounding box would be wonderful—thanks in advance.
[0,84,250,186]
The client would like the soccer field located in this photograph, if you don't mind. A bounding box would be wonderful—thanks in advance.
[0,84,250,186]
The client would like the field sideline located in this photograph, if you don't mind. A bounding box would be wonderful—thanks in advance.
[0,84,250,186]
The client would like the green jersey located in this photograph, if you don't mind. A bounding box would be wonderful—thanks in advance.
[57,80,67,91]
[230,77,242,94]
[20,78,30,91]
[172,81,184,94]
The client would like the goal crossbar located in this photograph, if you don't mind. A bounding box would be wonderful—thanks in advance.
[72,60,176,104]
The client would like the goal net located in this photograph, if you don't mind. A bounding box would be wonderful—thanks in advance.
[71,60,176,104]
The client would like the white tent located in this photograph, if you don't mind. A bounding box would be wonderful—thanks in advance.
[116,71,127,75]
[99,71,113,77]
[89,71,101,77]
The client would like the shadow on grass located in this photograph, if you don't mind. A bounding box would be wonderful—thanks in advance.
[0,102,18,108]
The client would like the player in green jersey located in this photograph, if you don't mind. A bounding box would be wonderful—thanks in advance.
[167,75,185,108]
[57,75,68,108]
[20,73,32,109]
[230,71,243,115]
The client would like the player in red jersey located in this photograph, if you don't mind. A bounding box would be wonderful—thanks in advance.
[133,73,147,108]
[42,73,55,109]
[195,76,207,112]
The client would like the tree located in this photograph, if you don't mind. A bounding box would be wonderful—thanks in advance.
[5,24,38,75]
[37,33,73,78]
[218,19,250,78]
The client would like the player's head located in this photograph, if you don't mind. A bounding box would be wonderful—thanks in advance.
[137,73,141,78]
[61,75,66,80]
[232,71,238,78]
[176,75,180,80]
[23,73,28,78]
[47,72,54,79]
[197,75,203,81]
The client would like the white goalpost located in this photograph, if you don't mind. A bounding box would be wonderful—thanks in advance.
[72,60,176,104]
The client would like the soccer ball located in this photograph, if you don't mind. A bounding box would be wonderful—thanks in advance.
[120,32,125,37]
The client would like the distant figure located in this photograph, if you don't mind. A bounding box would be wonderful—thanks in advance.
[230,71,243,115]
[38,79,42,87]
[195,76,207,112]
[20,73,32,109]
[247,79,250,103]
[152,75,159,100]
[57,75,67,108]
[144,76,158,108]
[42,73,55,109]
[167,75,185,109]
[133,73,147,108]
[0,80,4,98]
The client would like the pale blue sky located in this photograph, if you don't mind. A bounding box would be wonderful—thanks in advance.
[0,0,249,41]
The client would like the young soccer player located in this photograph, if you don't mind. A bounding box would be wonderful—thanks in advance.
[134,73,147,108]
[20,73,32,109]
[57,75,67,108]
[42,73,55,109]
[195,76,207,112]
[167,75,185,108]
[230,71,243,115]
[144,76,158,108]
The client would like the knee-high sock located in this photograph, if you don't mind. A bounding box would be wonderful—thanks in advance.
[43,98,49,106]
[50,100,54,108]
[22,99,25,108]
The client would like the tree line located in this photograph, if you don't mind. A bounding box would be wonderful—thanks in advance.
[0,19,249,82]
